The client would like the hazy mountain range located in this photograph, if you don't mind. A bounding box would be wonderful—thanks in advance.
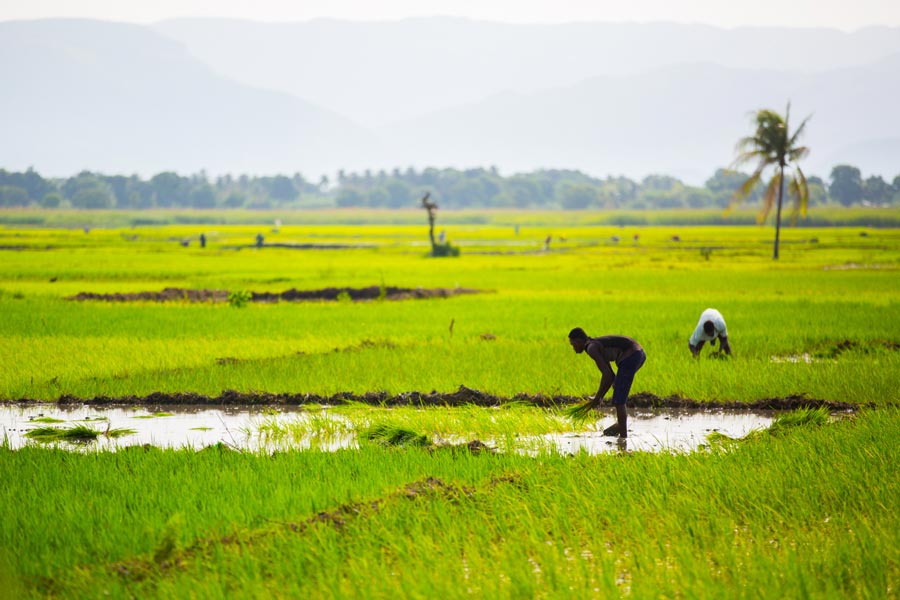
[3,18,899,183]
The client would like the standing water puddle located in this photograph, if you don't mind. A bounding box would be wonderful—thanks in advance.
[542,408,774,454]
[0,404,774,454]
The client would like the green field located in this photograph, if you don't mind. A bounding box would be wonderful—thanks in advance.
[2,211,899,403]
[1,209,899,598]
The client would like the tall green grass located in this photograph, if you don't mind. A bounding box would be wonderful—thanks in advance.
[254,403,576,452]
[2,217,899,598]
[1,409,897,598]
[2,292,899,404]
[2,221,899,404]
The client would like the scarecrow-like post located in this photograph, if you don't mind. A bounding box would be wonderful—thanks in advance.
[421,192,438,255]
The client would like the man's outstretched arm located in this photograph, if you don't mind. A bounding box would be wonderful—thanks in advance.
[587,347,616,401]
[719,336,732,355]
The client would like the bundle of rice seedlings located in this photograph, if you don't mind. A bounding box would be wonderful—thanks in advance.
[565,399,601,423]
[25,425,135,443]
[364,424,431,448]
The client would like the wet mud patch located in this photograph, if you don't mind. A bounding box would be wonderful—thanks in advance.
[226,242,375,250]
[770,339,900,363]
[66,286,484,303]
[40,385,862,412]
[332,339,397,353]
[811,339,899,359]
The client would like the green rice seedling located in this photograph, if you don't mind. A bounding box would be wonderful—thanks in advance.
[28,416,64,423]
[152,513,185,565]
[565,398,600,423]
[764,406,832,436]
[255,410,355,449]
[705,430,740,446]
[345,404,574,438]
[24,424,136,443]
[227,290,251,308]
[25,425,99,442]
[708,407,832,447]
[249,404,578,453]
[3,219,900,406]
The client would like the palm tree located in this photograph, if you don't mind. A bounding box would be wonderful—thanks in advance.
[729,104,811,259]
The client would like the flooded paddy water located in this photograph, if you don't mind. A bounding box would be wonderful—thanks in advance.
[1,404,777,454]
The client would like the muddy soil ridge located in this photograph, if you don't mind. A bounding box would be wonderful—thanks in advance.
[38,386,862,411]
[67,286,484,303]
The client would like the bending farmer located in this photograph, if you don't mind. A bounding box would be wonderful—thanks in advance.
[689,308,732,357]
[568,328,646,438]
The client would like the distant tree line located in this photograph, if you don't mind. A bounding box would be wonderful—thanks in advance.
[1,165,898,210]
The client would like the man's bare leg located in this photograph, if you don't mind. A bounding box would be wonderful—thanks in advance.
[616,404,628,438]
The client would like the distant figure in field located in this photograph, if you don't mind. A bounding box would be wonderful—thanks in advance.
[689,308,732,357]
[255,233,264,248]
[199,233,206,248]
[544,235,552,251]
[568,328,647,438]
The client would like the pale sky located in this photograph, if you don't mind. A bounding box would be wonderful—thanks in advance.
[2,0,900,30]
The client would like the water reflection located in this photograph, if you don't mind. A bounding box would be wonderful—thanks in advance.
[538,408,774,454]
[0,404,773,454]
[0,404,353,453]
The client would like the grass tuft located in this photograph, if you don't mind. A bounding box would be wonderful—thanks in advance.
[708,407,832,447]
[766,406,831,436]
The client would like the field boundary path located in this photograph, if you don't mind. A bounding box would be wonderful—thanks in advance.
[6,386,863,411]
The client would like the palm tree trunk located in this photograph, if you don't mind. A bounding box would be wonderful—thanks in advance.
[773,166,785,260]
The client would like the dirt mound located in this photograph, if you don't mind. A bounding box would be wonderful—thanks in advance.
[812,339,900,359]
[67,286,483,303]
[253,286,481,302]
[47,386,862,412]
[69,288,228,302]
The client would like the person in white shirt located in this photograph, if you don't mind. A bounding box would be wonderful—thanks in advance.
[689,308,732,357]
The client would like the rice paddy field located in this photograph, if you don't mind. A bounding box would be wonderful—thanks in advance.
[1,208,899,598]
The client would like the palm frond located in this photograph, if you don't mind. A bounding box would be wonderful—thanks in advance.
[787,166,809,225]
[787,114,812,148]
[725,169,763,216]
[787,143,810,163]
[758,173,781,224]
[731,147,768,169]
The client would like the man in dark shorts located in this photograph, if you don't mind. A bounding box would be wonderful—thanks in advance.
[568,327,647,438]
